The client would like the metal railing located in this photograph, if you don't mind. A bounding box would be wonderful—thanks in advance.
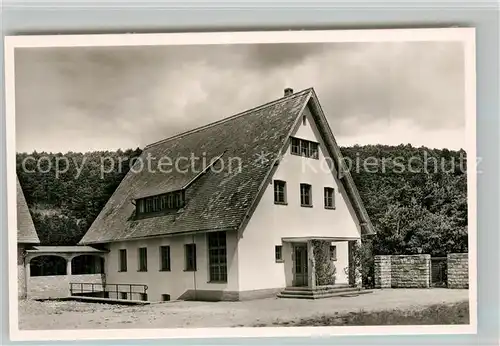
[70,282,148,301]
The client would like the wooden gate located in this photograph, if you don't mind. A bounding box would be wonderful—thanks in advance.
[431,257,447,287]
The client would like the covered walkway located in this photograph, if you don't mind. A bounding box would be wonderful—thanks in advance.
[24,246,108,299]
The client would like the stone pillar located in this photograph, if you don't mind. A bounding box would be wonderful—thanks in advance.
[348,240,362,288]
[66,256,74,297]
[374,255,391,288]
[307,240,316,289]
[22,255,30,299]
[447,253,469,289]
[66,257,72,276]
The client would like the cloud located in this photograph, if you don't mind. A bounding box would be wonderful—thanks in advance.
[14,41,465,153]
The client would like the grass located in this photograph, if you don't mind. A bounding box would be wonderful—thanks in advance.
[263,301,469,327]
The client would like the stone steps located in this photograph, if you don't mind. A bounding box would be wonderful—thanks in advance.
[277,286,373,299]
[281,284,350,292]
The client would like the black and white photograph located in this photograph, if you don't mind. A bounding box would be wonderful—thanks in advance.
[5,29,476,341]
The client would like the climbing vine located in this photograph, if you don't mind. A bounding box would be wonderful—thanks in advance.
[312,240,336,286]
[343,240,374,288]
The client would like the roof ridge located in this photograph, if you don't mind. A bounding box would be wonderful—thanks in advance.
[144,87,313,150]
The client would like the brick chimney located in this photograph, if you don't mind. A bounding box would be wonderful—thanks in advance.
[284,88,293,97]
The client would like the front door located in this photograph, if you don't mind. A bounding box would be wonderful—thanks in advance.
[293,244,308,287]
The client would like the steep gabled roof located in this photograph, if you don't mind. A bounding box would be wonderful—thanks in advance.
[80,88,374,244]
[307,89,375,235]
[17,176,40,244]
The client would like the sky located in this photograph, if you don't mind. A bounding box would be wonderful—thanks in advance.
[14,41,466,153]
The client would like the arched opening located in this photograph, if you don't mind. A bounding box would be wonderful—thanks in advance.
[30,255,67,276]
[71,255,104,275]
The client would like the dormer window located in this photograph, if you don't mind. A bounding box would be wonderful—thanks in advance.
[136,190,185,217]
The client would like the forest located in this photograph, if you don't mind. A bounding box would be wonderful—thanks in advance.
[16,144,468,258]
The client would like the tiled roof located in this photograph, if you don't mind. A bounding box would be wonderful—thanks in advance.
[17,176,40,244]
[80,88,374,244]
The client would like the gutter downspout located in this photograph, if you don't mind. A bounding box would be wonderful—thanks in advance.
[192,233,197,301]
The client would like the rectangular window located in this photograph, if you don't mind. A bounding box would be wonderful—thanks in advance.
[145,199,153,213]
[300,140,310,157]
[330,245,337,261]
[180,191,185,206]
[291,138,300,155]
[208,231,227,282]
[137,200,144,214]
[310,142,319,159]
[138,247,147,272]
[120,292,128,300]
[159,246,171,271]
[273,180,287,204]
[324,187,335,209]
[290,137,319,159]
[119,249,127,272]
[184,243,197,271]
[275,245,283,262]
[300,183,312,207]
[174,191,185,208]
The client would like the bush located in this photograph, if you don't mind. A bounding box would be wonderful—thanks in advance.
[344,239,375,288]
[312,240,336,286]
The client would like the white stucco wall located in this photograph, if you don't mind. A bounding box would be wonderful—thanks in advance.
[238,105,361,291]
[105,231,239,301]
[332,241,349,284]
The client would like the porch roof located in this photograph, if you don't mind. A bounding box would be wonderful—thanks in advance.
[282,236,360,243]
[26,246,108,254]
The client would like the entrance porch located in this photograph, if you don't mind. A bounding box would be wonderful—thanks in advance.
[278,236,369,299]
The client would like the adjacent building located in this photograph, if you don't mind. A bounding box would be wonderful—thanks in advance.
[17,176,40,299]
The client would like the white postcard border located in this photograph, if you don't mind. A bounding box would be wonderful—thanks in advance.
[4,27,477,342]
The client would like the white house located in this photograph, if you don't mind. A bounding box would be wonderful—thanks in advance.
[79,87,375,301]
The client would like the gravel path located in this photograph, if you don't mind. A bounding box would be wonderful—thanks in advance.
[19,288,469,330]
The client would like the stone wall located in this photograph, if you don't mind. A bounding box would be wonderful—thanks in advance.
[447,253,469,289]
[374,255,391,288]
[28,274,104,299]
[391,255,430,288]
[374,254,430,289]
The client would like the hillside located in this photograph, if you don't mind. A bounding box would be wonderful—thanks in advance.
[341,145,467,257]
[16,145,467,256]
[16,148,142,245]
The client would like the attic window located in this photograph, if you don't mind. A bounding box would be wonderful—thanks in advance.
[302,115,307,125]
[136,190,185,217]
[290,137,319,159]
